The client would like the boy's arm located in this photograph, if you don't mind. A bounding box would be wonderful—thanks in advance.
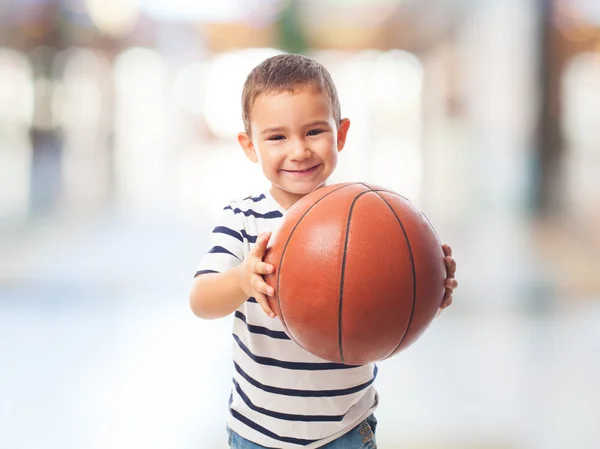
[189,267,246,319]
[190,203,248,319]
[189,232,276,320]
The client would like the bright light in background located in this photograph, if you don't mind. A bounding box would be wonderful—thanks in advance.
[203,48,282,139]
[174,141,267,226]
[139,0,400,23]
[369,50,424,201]
[173,62,208,116]
[315,50,372,184]
[320,50,424,201]
[114,47,171,212]
[55,47,113,210]
[173,49,285,224]
[371,50,424,116]
[0,49,34,126]
[0,48,34,224]
[562,52,600,147]
[85,0,140,37]
[173,53,272,224]
[562,52,600,222]
[139,0,280,22]
[55,48,110,131]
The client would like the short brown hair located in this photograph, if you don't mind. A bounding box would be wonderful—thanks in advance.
[241,54,341,134]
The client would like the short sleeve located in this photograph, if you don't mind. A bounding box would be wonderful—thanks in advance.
[195,205,246,277]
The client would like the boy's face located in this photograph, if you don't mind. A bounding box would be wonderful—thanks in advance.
[238,85,350,209]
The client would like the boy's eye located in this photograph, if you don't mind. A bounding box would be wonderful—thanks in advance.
[307,129,325,136]
[268,135,285,141]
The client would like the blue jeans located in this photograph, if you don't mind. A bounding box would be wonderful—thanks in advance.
[227,415,377,449]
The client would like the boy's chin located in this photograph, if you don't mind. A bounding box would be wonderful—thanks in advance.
[273,182,323,198]
[284,183,325,196]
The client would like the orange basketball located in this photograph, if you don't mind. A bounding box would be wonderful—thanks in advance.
[264,182,446,365]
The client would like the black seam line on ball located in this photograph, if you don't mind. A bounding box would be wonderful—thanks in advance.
[276,183,363,350]
[367,189,441,244]
[338,189,377,364]
[359,182,412,203]
[371,190,417,359]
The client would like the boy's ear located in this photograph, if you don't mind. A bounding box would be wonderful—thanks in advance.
[336,118,351,152]
[238,132,259,163]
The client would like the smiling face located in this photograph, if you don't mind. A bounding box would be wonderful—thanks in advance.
[238,85,350,209]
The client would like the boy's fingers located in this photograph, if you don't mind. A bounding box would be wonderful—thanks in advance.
[445,256,456,274]
[442,244,452,257]
[441,290,453,308]
[255,293,275,318]
[445,278,458,289]
[249,233,264,255]
[261,280,275,297]
[259,231,272,247]
[252,275,275,297]
[255,261,274,275]
[252,232,272,259]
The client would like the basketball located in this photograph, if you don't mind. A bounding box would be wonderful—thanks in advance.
[264,182,446,365]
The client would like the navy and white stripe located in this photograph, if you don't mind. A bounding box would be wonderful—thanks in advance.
[195,191,378,448]
[224,205,283,220]
[235,311,290,340]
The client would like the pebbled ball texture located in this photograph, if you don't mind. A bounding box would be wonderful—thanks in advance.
[264,182,446,365]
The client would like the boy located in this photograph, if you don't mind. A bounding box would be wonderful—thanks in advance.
[189,54,458,449]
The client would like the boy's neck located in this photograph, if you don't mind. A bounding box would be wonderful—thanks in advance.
[269,187,300,211]
[269,185,321,210]
[269,180,331,210]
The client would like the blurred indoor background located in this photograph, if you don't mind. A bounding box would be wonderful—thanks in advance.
[1,0,599,448]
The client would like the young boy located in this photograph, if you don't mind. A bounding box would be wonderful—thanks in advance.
[189,54,458,449]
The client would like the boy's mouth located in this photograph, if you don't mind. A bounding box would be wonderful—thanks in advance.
[282,164,320,174]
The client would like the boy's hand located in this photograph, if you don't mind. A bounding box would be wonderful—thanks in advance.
[437,243,458,316]
[238,232,276,318]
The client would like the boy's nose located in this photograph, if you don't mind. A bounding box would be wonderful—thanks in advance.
[289,140,311,161]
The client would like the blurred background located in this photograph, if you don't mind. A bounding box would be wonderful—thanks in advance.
[1,0,599,448]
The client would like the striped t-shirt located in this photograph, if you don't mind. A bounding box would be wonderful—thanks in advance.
[196,190,378,448]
